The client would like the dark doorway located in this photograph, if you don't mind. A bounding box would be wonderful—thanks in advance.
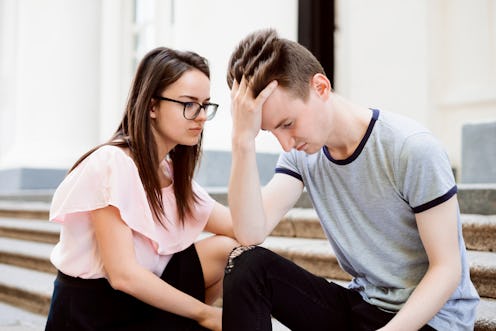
[298,0,335,85]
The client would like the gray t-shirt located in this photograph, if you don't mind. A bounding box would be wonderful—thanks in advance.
[276,109,479,330]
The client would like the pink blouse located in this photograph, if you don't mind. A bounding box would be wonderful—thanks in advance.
[49,145,214,279]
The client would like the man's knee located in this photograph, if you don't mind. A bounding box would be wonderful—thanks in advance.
[225,245,257,274]
[223,246,272,295]
[224,245,278,277]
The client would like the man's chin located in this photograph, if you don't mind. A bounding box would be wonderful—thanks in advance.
[293,145,320,155]
[304,148,321,155]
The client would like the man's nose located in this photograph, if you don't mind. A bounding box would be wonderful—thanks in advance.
[274,132,294,152]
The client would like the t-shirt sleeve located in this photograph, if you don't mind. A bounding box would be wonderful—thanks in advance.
[397,133,457,213]
[275,151,303,182]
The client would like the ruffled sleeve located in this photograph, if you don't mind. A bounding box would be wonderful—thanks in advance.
[50,145,152,223]
[50,145,212,256]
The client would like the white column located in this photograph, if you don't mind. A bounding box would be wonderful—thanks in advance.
[0,0,19,164]
[98,0,133,141]
[0,0,102,170]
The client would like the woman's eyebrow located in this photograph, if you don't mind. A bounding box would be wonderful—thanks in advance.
[178,95,211,102]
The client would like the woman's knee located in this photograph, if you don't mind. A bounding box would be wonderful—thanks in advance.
[195,235,239,285]
[196,235,238,259]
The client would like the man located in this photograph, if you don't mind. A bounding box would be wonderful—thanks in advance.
[222,28,479,330]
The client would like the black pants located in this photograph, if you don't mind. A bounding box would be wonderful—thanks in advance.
[222,246,436,331]
[45,244,208,331]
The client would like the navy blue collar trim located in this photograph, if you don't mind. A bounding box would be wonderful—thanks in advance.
[323,109,380,165]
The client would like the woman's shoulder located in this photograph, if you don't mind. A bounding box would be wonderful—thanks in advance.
[90,144,132,161]
[50,144,145,220]
[75,145,134,171]
[63,144,138,188]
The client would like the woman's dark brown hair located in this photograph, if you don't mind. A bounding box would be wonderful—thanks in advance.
[70,47,210,225]
[227,28,325,101]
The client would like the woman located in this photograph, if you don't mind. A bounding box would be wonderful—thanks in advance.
[45,47,237,330]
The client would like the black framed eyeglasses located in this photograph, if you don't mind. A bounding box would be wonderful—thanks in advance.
[154,96,219,121]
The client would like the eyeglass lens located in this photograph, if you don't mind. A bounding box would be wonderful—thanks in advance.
[184,103,217,120]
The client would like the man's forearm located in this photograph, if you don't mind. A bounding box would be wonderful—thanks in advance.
[228,137,268,245]
[379,264,461,331]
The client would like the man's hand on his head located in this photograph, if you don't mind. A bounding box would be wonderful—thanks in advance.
[230,76,278,142]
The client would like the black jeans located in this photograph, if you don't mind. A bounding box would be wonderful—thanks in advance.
[222,246,436,331]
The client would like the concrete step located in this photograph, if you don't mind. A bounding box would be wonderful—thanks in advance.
[0,263,54,316]
[0,262,289,331]
[266,298,496,331]
[0,261,494,331]
[0,238,55,274]
[273,209,496,252]
[1,208,496,254]
[462,214,496,252]
[475,298,496,331]
[264,297,496,331]
[0,218,60,244]
[147,183,496,215]
[0,202,50,220]
[1,183,496,219]
[261,236,496,300]
[1,232,495,299]
[0,301,47,330]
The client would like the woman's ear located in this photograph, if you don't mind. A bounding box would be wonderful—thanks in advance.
[150,100,158,119]
[311,73,331,97]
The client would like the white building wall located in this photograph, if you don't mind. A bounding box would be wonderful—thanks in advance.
[335,0,496,172]
[0,0,494,187]
[0,0,101,170]
[0,0,19,163]
[336,0,430,123]
[171,0,298,153]
[97,0,298,156]
[428,0,496,171]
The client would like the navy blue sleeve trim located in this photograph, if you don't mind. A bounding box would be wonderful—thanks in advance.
[275,167,303,182]
[412,185,458,213]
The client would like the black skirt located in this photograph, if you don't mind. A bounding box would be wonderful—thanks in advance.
[45,244,208,330]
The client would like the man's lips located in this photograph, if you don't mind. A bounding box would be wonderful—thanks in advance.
[296,143,307,151]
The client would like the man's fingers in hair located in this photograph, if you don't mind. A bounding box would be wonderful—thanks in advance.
[230,79,240,99]
[231,76,249,101]
[238,76,250,97]
[255,80,278,106]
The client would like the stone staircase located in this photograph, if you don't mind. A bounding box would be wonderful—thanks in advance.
[0,185,496,330]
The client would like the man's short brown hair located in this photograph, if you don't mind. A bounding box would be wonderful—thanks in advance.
[227,28,325,100]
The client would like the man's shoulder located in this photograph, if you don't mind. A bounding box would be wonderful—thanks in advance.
[377,110,429,137]
[374,111,438,154]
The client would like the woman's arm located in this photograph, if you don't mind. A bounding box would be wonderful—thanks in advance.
[90,205,221,330]
[204,202,235,238]
[378,195,461,331]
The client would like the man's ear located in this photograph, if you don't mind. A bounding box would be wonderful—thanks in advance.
[311,73,331,97]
